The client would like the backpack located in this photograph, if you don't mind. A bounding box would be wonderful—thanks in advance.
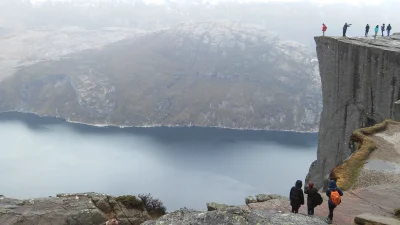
[330,190,341,206]
[315,193,323,206]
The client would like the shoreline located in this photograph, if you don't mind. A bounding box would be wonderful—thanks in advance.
[0,110,319,134]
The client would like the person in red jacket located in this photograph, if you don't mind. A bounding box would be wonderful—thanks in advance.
[322,23,327,36]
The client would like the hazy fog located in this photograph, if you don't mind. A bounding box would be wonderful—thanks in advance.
[1,0,399,50]
[0,114,317,210]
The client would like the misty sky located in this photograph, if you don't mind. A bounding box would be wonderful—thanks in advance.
[27,0,392,6]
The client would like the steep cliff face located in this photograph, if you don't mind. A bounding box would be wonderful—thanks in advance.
[308,35,400,188]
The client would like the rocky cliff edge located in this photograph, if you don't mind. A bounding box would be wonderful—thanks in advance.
[308,34,400,188]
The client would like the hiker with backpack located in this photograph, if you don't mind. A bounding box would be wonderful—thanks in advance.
[304,181,323,216]
[325,180,343,224]
[289,180,304,213]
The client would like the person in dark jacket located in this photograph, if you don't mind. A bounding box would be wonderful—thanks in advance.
[365,24,370,37]
[325,180,343,224]
[387,24,392,36]
[343,23,351,37]
[289,180,304,213]
[381,23,386,36]
[304,181,318,216]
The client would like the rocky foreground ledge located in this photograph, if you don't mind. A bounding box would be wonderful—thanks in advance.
[0,193,151,225]
[0,193,326,225]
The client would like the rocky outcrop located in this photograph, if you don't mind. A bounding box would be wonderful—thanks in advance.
[143,201,326,225]
[0,22,321,132]
[308,35,400,188]
[0,193,150,225]
[354,213,400,225]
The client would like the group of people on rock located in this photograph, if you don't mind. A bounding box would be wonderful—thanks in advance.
[321,23,393,38]
[289,179,343,224]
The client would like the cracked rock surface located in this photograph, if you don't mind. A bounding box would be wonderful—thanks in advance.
[0,193,150,225]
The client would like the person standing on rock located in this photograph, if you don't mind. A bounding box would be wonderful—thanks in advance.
[322,23,327,36]
[365,24,370,37]
[325,180,343,224]
[289,180,304,214]
[374,25,379,39]
[343,23,351,37]
[387,24,392,36]
[381,23,386,36]
[304,181,322,216]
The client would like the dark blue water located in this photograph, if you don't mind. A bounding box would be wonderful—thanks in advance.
[0,112,317,211]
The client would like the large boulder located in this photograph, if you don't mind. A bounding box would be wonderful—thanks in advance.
[245,196,257,205]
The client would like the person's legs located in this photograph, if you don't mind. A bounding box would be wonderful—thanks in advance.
[328,203,335,221]
[295,206,299,213]
[310,207,315,216]
[323,31,325,36]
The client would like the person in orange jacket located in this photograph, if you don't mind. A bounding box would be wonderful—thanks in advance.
[322,23,327,36]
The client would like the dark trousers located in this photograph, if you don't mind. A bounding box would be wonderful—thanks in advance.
[343,30,346,37]
[382,30,384,36]
[388,30,391,36]
[328,202,336,220]
[307,206,315,215]
[292,205,300,213]
[365,31,368,37]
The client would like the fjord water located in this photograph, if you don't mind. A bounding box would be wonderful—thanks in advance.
[0,112,317,211]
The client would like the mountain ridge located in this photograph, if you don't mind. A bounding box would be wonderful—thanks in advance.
[0,22,321,132]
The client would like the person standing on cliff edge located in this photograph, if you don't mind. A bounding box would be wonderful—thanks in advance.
[374,25,379,39]
[322,23,327,36]
[289,180,304,214]
[365,24,370,37]
[325,180,343,224]
[343,23,351,37]
[387,24,392,36]
[381,23,386,36]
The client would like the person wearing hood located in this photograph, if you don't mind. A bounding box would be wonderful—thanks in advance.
[304,181,321,216]
[289,180,304,213]
[325,180,343,224]
[381,23,386,36]
[365,24,370,37]
[387,24,392,36]
[343,22,351,37]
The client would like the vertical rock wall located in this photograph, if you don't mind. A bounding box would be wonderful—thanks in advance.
[308,36,400,188]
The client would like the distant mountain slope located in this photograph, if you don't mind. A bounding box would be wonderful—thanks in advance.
[0,22,321,131]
